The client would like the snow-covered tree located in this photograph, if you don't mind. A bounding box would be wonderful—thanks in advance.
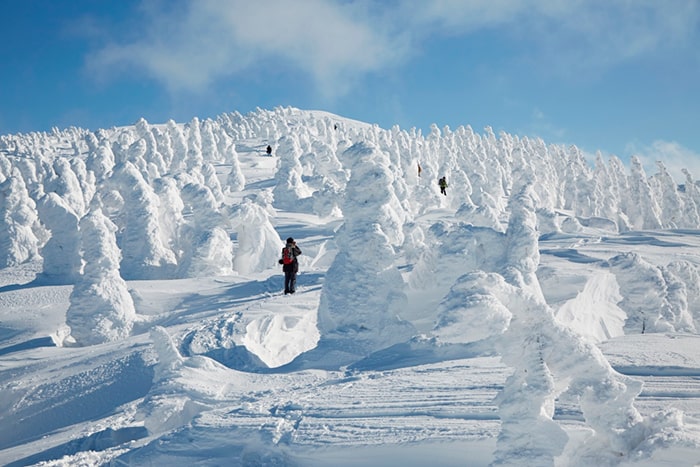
[224,140,245,192]
[166,119,188,173]
[606,252,695,334]
[44,158,86,217]
[317,142,416,359]
[272,135,313,211]
[178,182,233,277]
[152,177,186,263]
[66,209,136,346]
[85,139,116,182]
[201,162,224,204]
[200,119,221,163]
[650,161,683,228]
[36,192,81,283]
[110,162,177,280]
[680,169,700,227]
[135,118,166,176]
[185,117,203,172]
[229,198,281,274]
[0,168,41,267]
[627,156,662,230]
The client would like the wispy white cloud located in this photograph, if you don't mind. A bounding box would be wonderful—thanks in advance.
[88,0,403,96]
[86,0,700,96]
[518,0,700,78]
[630,140,700,183]
[402,0,700,78]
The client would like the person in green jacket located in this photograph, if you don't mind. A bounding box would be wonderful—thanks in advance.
[439,176,448,195]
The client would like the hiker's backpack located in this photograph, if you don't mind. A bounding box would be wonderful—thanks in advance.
[282,246,294,265]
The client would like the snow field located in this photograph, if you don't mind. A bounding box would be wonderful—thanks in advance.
[1,107,700,465]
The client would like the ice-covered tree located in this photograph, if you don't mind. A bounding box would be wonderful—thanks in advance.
[154,126,175,171]
[666,260,700,331]
[301,140,347,217]
[272,135,313,211]
[425,184,666,466]
[36,192,81,283]
[201,162,224,204]
[491,186,568,465]
[590,152,620,224]
[224,141,246,193]
[0,168,41,267]
[229,198,281,274]
[110,162,177,280]
[607,155,633,231]
[680,169,700,227]
[606,252,695,333]
[66,209,136,346]
[70,157,96,216]
[185,117,203,172]
[178,182,233,277]
[200,119,221,163]
[650,161,683,228]
[317,142,416,360]
[44,158,86,217]
[499,188,676,465]
[135,118,166,175]
[11,153,42,200]
[152,177,186,263]
[166,119,188,173]
[562,145,594,216]
[627,156,662,230]
[85,138,116,182]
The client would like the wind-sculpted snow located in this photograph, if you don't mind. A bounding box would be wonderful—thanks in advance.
[85,137,115,182]
[43,158,87,218]
[554,270,627,342]
[110,161,177,280]
[317,142,416,361]
[1,107,700,465]
[0,170,41,268]
[35,192,81,284]
[225,142,246,193]
[178,182,234,277]
[65,209,136,346]
[230,199,282,274]
[606,253,698,333]
[428,185,688,465]
[489,188,658,466]
[273,135,314,211]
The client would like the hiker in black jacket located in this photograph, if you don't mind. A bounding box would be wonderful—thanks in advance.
[280,237,302,294]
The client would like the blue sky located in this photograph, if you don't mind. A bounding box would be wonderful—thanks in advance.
[2,0,699,178]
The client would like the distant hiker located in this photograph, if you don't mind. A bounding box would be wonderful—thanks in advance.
[279,237,302,294]
[266,145,272,156]
[418,163,422,177]
[334,124,338,130]
[439,176,448,195]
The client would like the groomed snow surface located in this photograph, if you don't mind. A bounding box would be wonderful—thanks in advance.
[1,107,700,466]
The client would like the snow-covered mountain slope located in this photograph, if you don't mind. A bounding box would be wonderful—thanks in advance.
[1,107,699,466]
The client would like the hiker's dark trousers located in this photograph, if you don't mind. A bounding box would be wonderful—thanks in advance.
[284,264,298,294]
